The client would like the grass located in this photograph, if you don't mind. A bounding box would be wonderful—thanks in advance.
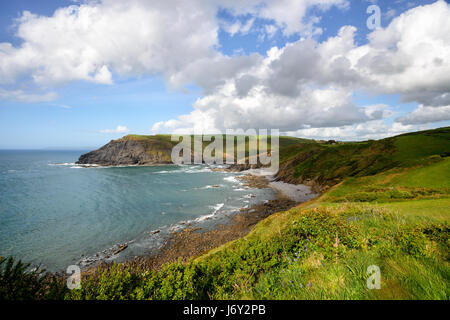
[320,156,450,203]
[121,134,313,164]
[63,204,448,300]
[372,198,450,224]
[392,128,450,165]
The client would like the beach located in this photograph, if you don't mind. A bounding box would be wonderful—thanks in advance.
[82,171,318,275]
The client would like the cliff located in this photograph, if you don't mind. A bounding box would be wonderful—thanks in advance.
[76,135,175,166]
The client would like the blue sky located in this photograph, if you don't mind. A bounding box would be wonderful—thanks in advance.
[0,0,449,149]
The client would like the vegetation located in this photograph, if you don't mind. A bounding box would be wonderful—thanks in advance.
[1,127,449,300]
[0,256,68,300]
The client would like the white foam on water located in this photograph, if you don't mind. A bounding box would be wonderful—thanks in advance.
[211,203,224,214]
[49,162,76,166]
[197,184,223,190]
[194,213,215,223]
[224,176,238,183]
[155,166,212,174]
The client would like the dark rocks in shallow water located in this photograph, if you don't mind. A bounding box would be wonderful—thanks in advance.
[76,137,173,166]
[113,244,128,255]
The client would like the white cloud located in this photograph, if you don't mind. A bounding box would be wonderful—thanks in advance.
[221,17,255,37]
[397,105,450,125]
[0,89,58,103]
[0,0,220,87]
[100,125,129,134]
[286,120,429,141]
[352,1,450,101]
[154,1,450,134]
[0,0,349,91]
[220,0,349,36]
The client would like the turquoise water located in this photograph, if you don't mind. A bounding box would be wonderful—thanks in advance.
[0,150,275,271]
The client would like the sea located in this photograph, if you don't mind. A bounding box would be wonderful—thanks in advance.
[0,150,276,271]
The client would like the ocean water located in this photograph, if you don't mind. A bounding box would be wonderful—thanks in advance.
[0,150,275,271]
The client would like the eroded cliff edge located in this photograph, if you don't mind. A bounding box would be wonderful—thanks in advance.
[77,135,174,166]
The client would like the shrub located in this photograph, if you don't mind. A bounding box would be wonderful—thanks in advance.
[0,256,67,300]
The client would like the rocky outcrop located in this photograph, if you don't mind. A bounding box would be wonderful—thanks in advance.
[77,137,173,166]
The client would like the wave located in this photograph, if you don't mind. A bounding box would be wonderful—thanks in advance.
[49,162,76,166]
[197,184,223,190]
[211,203,225,214]
[78,202,229,269]
[49,162,100,168]
[223,176,239,183]
[154,165,212,174]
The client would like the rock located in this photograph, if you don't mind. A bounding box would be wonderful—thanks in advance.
[113,244,128,255]
[152,229,161,234]
[76,136,173,166]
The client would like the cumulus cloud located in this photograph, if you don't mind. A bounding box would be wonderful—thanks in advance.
[151,26,378,133]
[100,125,129,134]
[397,105,450,125]
[154,1,450,135]
[0,0,349,92]
[0,0,219,87]
[353,1,450,100]
[220,0,349,36]
[286,120,428,141]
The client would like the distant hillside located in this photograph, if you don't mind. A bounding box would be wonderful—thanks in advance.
[76,134,314,166]
[77,127,450,193]
[275,127,450,192]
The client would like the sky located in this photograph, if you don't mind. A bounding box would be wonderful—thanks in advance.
[0,0,449,149]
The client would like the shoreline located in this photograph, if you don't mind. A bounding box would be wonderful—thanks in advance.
[81,171,318,276]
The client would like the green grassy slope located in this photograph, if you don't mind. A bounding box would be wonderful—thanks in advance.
[276,127,450,190]
[121,133,314,163]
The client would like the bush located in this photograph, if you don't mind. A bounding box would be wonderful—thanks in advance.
[0,256,67,300]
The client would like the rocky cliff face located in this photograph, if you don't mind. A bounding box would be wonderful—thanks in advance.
[77,137,173,166]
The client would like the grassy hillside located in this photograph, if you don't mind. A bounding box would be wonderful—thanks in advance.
[1,127,449,300]
[276,127,450,190]
[119,133,313,164]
